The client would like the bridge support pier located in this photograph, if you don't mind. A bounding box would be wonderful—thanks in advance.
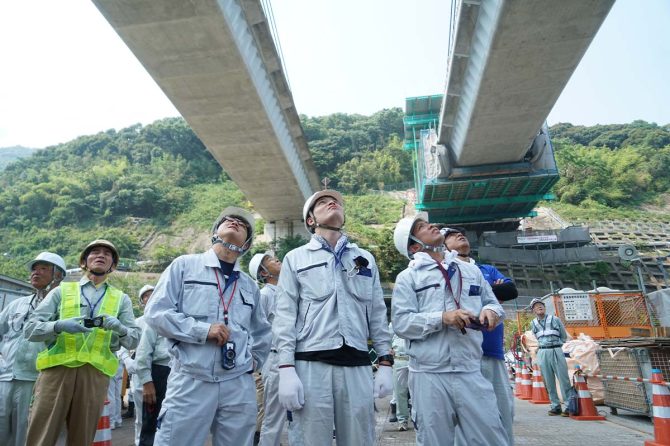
[264,220,310,244]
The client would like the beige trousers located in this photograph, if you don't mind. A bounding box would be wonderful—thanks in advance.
[26,364,109,446]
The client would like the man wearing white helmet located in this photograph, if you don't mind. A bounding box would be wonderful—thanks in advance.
[391,214,507,446]
[249,252,286,446]
[272,190,393,446]
[144,207,271,446]
[118,284,155,445]
[135,284,171,445]
[529,298,571,416]
[0,252,65,446]
[25,240,140,445]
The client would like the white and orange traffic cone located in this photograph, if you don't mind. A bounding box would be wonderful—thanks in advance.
[92,399,112,446]
[570,365,605,421]
[520,363,533,400]
[530,363,550,404]
[514,361,523,397]
[645,369,670,446]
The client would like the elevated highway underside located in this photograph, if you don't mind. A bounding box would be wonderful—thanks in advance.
[440,0,615,166]
[92,0,320,228]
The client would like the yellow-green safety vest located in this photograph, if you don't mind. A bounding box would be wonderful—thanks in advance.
[36,282,123,377]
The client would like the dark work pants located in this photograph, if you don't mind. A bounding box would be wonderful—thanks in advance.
[139,364,170,446]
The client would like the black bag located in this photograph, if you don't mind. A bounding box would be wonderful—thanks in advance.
[566,386,579,415]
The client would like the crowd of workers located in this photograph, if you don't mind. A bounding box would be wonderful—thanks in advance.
[0,189,574,446]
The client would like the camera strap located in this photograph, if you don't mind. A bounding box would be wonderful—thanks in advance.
[435,261,462,309]
[81,283,109,319]
[214,269,239,325]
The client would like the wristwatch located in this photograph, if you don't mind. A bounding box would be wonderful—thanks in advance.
[377,354,394,366]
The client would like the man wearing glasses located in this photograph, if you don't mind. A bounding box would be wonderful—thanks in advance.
[145,207,271,446]
[0,252,66,446]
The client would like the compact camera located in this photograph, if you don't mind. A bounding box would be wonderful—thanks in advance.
[84,316,104,328]
[221,341,236,370]
[466,317,489,331]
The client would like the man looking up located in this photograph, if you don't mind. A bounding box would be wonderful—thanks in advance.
[145,207,271,446]
[443,226,517,446]
[25,240,140,446]
[391,214,507,446]
[530,298,572,416]
[249,252,287,446]
[0,252,66,446]
[273,190,393,446]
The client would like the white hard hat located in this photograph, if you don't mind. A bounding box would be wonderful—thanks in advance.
[27,252,67,277]
[393,213,429,259]
[211,207,255,252]
[302,190,344,233]
[138,285,155,300]
[530,298,545,309]
[249,252,271,281]
[79,239,120,269]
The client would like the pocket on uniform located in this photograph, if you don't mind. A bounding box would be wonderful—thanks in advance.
[346,274,373,302]
[297,262,333,301]
[181,281,214,319]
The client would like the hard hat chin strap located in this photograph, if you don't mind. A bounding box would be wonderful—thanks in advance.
[212,235,246,253]
[409,235,445,254]
[310,212,343,233]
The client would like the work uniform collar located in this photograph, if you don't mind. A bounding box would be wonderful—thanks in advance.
[263,283,278,291]
[204,248,241,272]
[306,234,353,252]
[409,251,458,270]
[79,276,107,289]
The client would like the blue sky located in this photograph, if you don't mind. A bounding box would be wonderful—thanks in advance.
[0,0,667,148]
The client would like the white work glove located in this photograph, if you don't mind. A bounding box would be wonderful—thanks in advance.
[54,317,92,334]
[373,365,393,398]
[100,314,129,336]
[278,366,304,411]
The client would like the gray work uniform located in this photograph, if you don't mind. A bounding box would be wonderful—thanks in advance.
[532,314,572,411]
[390,323,410,424]
[391,252,508,446]
[0,294,46,446]
[119,316,147,446]
[144,249,272,446]
[272,235,392,446]
[258,284,287,446]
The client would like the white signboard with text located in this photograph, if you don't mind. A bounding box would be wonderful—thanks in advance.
[561,293,593,321]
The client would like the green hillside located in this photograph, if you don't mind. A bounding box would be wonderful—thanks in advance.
[0,145,39,170]
[1,114,668,284]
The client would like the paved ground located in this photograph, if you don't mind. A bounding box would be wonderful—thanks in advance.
[106,396,655,445]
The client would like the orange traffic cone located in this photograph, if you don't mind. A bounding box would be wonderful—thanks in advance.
[645,369,670,446]
[530,363,550,404]
[520,363,532,400]
[570,365,605,421]
[514,361,523,397]
[92,399,112,446]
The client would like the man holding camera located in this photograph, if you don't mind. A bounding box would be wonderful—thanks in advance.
[0,251,66,446]
[391,214,507,446]
[24,239,140,446]
[145,207,271,446]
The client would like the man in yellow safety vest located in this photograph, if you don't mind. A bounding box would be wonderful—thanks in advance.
[24,239,140,446]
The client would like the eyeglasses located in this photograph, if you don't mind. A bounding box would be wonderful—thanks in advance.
[222,216,251,236]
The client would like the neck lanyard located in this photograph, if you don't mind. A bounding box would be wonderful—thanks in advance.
[214,269,238,325]
[81,283,108,319]
[435,261,462,308]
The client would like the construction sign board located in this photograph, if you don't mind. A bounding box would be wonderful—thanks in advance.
[561,293,594,321]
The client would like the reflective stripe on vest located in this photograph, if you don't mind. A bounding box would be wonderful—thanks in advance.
[533,315,561,338]
[36,282,123,377]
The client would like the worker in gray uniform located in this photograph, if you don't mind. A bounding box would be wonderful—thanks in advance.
[391,213,507,446]
[249,252,287,446]
[145,207,271,446]
[530,298,572,416]
[0,252,66,446]
[273,190,393,446]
